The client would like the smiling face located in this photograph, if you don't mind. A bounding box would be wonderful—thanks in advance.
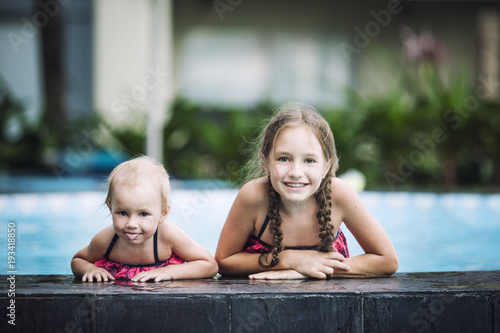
[265,124,331,204]
[107,181,166,245]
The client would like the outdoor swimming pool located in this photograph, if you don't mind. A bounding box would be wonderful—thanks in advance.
[1,179,499,274]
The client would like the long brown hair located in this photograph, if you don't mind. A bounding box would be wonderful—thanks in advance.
[245,102,339,267]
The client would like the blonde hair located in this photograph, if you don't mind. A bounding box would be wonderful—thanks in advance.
[105,156,172,212]
[244,102,339,267]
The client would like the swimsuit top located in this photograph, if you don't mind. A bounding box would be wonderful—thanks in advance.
[104,229,160,263]
[243,216,341,253]
[95,229,184,280]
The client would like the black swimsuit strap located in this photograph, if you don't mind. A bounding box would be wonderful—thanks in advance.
[257,216,270,238]
[103,228,160,262]
[254,215,340,250]
[104,233,119,260]
[153,228,159,263]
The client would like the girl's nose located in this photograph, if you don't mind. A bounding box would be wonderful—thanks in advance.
[126,216,139,228]
[288,162,302,178]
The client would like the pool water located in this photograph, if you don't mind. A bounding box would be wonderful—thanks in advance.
[0,186,499,274]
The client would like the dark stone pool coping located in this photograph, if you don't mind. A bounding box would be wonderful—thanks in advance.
[2,271,499,332]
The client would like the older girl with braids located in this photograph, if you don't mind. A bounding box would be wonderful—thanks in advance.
[215,102,398,279]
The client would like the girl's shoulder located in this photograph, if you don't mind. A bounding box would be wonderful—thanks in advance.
[157,220,189,242]
[238,177,269,207]
[89,225,115,252]
[93,225,115,241]
[330,177,359,204]
[157,221,202,255]
[158,220,181,234]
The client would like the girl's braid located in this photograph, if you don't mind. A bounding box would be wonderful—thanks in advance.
[315,169,334,252]
[258,180,284,267]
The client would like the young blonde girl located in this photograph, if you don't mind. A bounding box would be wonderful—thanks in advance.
[215,102,398,279]
[72,156,218,282]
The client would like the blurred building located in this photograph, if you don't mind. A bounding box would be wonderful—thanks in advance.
[0,0,499,159]
[0,0,92,123]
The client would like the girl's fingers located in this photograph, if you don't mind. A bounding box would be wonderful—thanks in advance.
[132,272,155,282]
[82,269,115,282]
[249,271,274,279]
[325,252,345,261]
[308,272,327,280]
[249,269,309,280]
[324,259,351,272]
[132,268,172,282]
[131,273,145,282]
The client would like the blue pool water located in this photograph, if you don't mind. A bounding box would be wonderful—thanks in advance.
[0,181,499,274]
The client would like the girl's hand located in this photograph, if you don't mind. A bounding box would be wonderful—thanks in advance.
[131,268,172,282]
[285,250,351,279]
[249,269,308,280]
[82,267,115,282]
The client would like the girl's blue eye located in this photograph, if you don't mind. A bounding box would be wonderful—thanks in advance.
[305,158,315,164]
[118,211,127,216]
[139,212,149,217]
[278,157,289,162]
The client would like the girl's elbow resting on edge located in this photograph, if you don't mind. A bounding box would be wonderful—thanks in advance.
[70,258,84,278]
[214,258,245,277]
[207,258,219,277]
[214,254,227,271]
[214,259,231,276]
[382,255,399,276]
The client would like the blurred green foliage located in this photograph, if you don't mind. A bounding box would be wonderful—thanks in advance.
[0,89,44,171]
[324,64,500,191]
[1,75,499,191]
[159,60,500,191]
[0,83,129,176]
[162,100,270,183]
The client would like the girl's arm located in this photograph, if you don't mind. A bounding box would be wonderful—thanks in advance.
[247,178,397,280]
[215,180,351,278]
[331,178,399,277]
[71,226,116,282]
[247,250,350,279]
[131,222,218,282]
[215,180,281,276]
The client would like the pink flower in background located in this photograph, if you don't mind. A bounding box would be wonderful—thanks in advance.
[401,27,449,64]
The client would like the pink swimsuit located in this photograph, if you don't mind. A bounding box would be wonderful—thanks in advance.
[243,216,350,258]
[94,229,184,280]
